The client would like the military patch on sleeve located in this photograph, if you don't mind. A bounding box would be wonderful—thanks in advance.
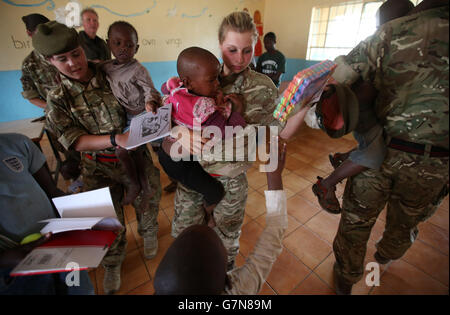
[3,156,24,173]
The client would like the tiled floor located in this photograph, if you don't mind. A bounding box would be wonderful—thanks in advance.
[41,123,449,295]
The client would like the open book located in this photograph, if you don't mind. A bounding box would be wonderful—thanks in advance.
[124,104,172,149]
[10,187,121,276]
[39,187,122,234]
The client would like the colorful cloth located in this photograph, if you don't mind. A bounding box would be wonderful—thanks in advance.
[274,60,337,122]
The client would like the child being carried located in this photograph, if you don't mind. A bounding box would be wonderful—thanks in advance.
[158,46,247,228]
[102,21,161,206]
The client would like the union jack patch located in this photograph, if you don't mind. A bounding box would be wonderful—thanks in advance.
[3,156,24,173]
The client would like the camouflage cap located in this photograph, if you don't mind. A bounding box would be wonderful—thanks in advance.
[32,21,80,57]
[316,84,359,138]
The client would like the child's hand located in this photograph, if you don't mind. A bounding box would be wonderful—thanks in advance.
[224,93,245,114]
[0,233,52,269]
[215,91,225,106]
[115,131,130,148]
[145,100,159,114]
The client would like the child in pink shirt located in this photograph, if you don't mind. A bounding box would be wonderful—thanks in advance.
[158,46,246,227]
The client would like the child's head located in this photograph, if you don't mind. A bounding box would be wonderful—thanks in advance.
[107,21,139,64]
[376,0,414,28]
[154,224,228,295]
[263,32,276,51]
[177,47,220,98]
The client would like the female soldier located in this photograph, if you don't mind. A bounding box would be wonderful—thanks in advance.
[171,12,291,270]
[32,21,161,294]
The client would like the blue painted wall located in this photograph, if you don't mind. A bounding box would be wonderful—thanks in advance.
[0,58,319,123]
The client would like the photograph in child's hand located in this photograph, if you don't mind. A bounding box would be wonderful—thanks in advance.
[125,104,172,149]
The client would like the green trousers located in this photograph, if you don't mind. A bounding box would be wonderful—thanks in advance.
[81,149,161,267]
[334,148,449,284]
[172,173,248,266]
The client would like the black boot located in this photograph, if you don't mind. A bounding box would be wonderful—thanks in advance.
[333,263,353,295]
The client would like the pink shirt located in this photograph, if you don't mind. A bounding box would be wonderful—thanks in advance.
[162,77,245,133]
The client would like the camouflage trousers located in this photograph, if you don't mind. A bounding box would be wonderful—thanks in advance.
[172,173,248,266]
[81,148,161,267]
[334,148,449,284]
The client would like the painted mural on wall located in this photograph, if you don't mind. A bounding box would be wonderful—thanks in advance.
[0,0,265,70]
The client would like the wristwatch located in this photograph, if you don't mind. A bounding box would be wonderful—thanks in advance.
[110,132,118,147]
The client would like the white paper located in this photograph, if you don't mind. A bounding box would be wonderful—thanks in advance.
[40,187,120,234]
[52,187,116,218]
[125,104,172,149]
[40,218,104,234]
[10,246,108,276]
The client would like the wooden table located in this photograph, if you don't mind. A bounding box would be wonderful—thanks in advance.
[0,117,45,143]
[0,117,61,182]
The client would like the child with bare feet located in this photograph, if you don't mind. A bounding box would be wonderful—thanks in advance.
[311,0,414,214]
[103,21,161,206]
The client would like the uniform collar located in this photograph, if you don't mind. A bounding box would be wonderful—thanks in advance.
[219,64,250,87]
[58,62,106,97]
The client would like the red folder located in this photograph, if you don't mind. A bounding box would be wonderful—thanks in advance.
[10,230,117,277]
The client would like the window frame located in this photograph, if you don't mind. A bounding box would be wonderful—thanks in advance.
[306,0,421,61]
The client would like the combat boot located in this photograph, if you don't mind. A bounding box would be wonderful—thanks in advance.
[144,235,158,259]
[103,265,121,295]
[333,263,353,295]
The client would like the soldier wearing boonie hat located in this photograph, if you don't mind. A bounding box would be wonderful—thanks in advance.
[21,18,81,183]
[33,21,162,295]
[32,21,80,57]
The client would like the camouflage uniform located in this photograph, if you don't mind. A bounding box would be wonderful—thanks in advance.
[332,6,449,284]
[172,67,283,266]
[20,50,80,169]
[20,50,60,101]
[46,63,161,267]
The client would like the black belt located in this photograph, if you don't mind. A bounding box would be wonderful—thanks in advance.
[388,138,449,157]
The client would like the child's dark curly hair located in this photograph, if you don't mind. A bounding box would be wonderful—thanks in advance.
[107,20,139,42]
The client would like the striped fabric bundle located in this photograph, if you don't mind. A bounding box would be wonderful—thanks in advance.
[273,60,337,122]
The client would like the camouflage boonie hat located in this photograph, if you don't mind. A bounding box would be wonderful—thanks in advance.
[316,84,359,138]
[32,21,80,57]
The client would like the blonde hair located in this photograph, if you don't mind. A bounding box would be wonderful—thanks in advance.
[218,11,259,44]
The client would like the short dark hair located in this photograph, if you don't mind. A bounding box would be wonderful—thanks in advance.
[107,21,139,43]
[378,0,414,25]
[264,32,276,42]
